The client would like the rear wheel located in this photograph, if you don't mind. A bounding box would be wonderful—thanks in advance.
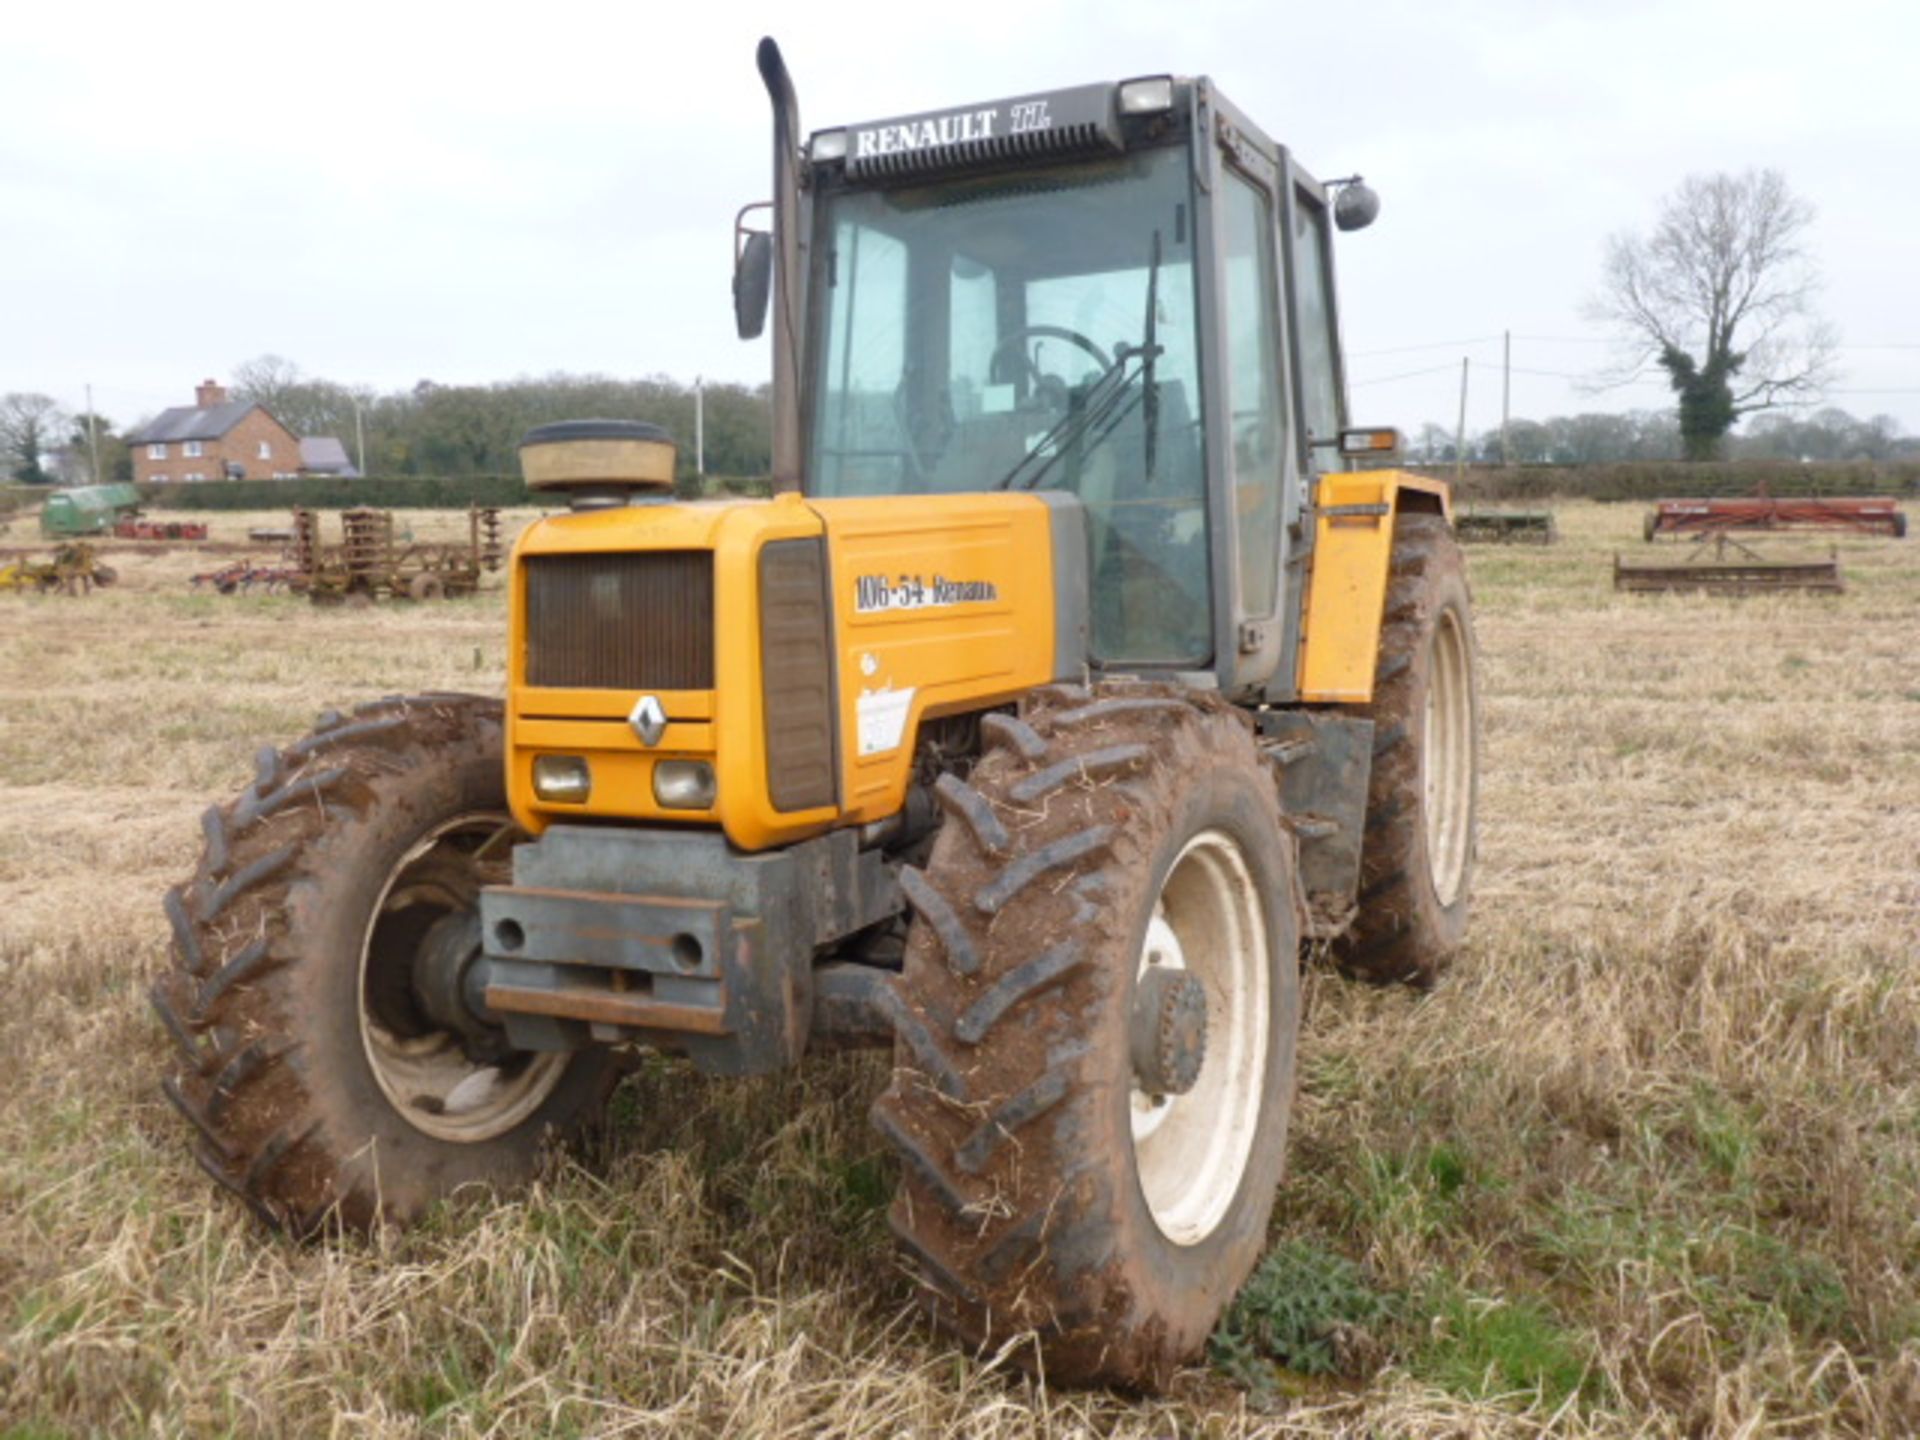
[151,694,618,1233]
[1336,509,1480,986]
[875,682,1301,1389]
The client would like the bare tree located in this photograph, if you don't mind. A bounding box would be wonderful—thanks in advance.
[1592,169,1836,460]
[230,354,305,418]
[0,392,69,484]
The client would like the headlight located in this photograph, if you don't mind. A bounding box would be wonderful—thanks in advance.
[1117,76,1174,115]
[532,755,591,803]
[653,760,716,810]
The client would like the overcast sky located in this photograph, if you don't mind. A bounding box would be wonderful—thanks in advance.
[4,0,1917,439]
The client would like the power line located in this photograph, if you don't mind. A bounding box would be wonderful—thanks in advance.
[1346,335,1500,359]
[1349,362,1461,387]
[1362,333,1920,355]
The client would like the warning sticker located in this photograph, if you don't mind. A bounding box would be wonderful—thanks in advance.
[856,686,915,757]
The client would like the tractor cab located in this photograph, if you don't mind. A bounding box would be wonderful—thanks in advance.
[745,68,1382,697]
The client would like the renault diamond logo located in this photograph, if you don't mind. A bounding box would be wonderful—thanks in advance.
[628,694,667,747]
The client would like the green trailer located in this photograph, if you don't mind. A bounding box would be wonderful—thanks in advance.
[39,484,143,538]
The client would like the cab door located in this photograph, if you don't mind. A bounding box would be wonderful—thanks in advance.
[1281,174,1348,472]
[1216,147,1293,694]
[1265,170,1349,700]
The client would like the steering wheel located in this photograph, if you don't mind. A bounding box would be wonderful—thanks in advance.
[987,325,1113,395]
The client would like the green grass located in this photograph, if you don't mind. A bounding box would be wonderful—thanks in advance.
[1412,1287,1600,1409]
[3,500,1918,1435]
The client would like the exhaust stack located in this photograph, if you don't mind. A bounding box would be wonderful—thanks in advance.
[757,37,805,496]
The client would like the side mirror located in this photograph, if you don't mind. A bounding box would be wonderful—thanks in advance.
[1334,179,1380,232]
[734,223,773,341]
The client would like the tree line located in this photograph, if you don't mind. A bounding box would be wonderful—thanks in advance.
[221,356,772,480]
[1409,405,1914,467]
[2,360,773,486]
[5,363,1909,492]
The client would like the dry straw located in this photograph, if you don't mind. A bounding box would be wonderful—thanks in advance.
[1,502,1916,1435]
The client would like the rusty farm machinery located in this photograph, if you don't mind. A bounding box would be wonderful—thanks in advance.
[1617,489,1906,594]
[292,505,504,603]
[190,560,300,595]
[1643,493,1907,542]
[1613,534,1846,595]
[113,516,210,542]
[0,542,118,595]
[1454,508,1557,545]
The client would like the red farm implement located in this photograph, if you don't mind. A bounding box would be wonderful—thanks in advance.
[114,517,210,541]
[1614,535,1845,595]
[1644,495,1907,541]
[190,561,300,595]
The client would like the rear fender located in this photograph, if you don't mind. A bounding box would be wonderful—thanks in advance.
[1294,471,1451,704]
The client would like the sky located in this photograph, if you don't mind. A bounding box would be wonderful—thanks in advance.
[4,0,1918,440]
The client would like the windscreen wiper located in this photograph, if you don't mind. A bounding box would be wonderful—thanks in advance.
[993,341,1161,493]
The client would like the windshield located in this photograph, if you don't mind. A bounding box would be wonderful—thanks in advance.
[807,145,1209,666]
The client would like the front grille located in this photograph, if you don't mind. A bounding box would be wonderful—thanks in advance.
[759,538,838,812]
[523,551,713,690]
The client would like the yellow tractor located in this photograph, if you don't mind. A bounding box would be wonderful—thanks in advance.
[154,41,1479,1389]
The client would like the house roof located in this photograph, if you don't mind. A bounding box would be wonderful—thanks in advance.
[127,400,260,444]
[299,436,357,475]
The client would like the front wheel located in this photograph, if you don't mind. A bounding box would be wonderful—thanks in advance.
[151,694,619,1233]
[875,683,1301,1389]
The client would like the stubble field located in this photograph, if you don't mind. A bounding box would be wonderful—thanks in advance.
[1,501,1916,1437]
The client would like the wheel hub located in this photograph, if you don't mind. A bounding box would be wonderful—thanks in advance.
[410,912,510,1064]
[1128,830,1271,1246]
[359,813,570,1143]
[1130,968,1207,1097]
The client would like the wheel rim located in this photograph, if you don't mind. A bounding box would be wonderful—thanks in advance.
[358,812,567,1142]
[1129,829,1269,1246]
[1423,606,1473,907]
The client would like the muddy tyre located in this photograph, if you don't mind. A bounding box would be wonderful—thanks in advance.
[151,693,618,1234]
[1337,510,1479,986]
[874,683,1301,1388]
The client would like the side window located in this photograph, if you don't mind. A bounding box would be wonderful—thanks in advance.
[814,219,909,494]
[1222,170,1284,617]
[1291,190,1341,462]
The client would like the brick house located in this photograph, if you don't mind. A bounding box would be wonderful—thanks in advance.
[127,380,303,483]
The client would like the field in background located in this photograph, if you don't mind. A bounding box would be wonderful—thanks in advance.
[1,502,1916,1436]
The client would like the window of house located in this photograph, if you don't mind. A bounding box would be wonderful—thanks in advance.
[258,440,271,460]
[183,472,206,482]
[184,440,204,457]
[148,443,167,460]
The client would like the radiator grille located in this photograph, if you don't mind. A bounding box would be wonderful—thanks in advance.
[759,539,838,812]
[523,551,714,690]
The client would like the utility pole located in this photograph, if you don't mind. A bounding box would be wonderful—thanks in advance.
[694,376,705,478]
[351,395,367,476]
[1454,357,1470,479]
[84,383,101,485]
[1501,330,1512,467]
